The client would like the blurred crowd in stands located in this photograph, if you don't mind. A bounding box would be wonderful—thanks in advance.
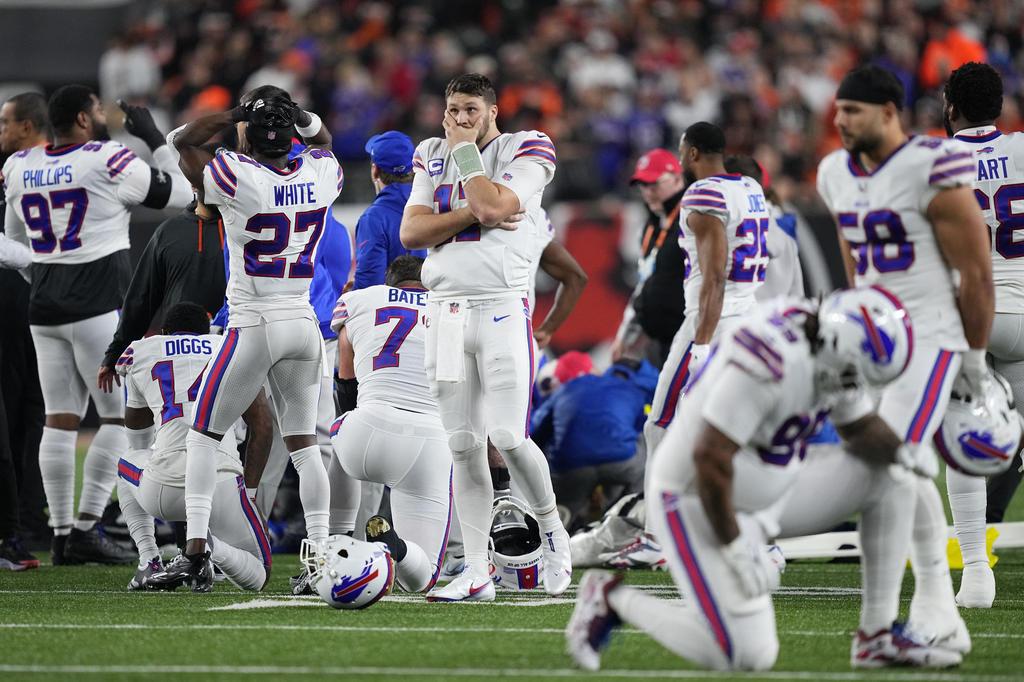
[100,0,1024,204]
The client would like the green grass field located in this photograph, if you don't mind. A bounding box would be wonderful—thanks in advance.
[2,439,1024,680]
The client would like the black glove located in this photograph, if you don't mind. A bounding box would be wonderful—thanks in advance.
[334,376,358,415]
[117,100,165,151]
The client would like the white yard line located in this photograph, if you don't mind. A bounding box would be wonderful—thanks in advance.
[0,663,1014,681]
[1,622,1020,640]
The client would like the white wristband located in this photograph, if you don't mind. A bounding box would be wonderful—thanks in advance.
[296,112,322,138]
[452,141,486,182]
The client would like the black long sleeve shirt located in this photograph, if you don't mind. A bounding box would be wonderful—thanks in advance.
[101,207,226,368]
[633,188,687,344]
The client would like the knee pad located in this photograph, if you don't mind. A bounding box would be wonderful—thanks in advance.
[489,428,523,452]
[733,634,778,671]
[448,430,483,458]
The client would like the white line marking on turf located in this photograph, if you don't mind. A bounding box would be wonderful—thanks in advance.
[0,664,1015,681]
[1,623,1020,640]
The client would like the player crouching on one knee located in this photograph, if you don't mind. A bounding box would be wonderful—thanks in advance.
[115,303,274,592]
[566,287,963,672]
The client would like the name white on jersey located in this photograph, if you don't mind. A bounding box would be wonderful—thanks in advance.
[954,126,1024,313]
[817,136,974,349]
[117,334,240,486]
[331,285,436,415]
[678,174,769,318]
[2,141,151,263]
[408,131,555,299]
[202,148,344,326]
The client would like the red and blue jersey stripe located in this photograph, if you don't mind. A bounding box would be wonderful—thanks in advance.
[905,350,956,444]
[513,138,556,165]
[207,154,238,198]
[117,458,143,487]
[193,328,239,432]
[107,148,137,178]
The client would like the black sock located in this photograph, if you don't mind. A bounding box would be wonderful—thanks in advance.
[491,466,511,494]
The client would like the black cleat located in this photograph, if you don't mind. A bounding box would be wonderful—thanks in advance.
[64,526,135,565]
[0,537,40,571]
[128,556,164,590]
[147,552,214,593]
[51,534,81,566]
[366,515,407,562]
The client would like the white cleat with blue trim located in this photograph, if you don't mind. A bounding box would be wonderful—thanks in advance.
[541,523,573,596]
[426,572,496,602]
[565,570,623,671]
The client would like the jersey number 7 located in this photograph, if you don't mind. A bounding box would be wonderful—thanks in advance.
[20,189,89,253]
[243,207,327,278]
[372,307,418,370]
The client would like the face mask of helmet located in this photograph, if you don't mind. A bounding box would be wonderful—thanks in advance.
[246,96,297,157]
[489,496,544,590]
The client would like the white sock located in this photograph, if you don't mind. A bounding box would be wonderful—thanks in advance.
[290,445,330,543]
[184,430,219,542]
[496,437,560,527]
[451,442,492,576]
[946,467,988,566]
[78,423,125,519]
[608,585,730,670]
[909,476,958,618]
[38,426,77,532]
[116,477,158,563]
[858,470,914,633]
[328,453,359,535]
[209,533,267,591]
[396,540,433,593]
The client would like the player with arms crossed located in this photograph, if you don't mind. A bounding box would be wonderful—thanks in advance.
[327,256,452,594]
[3,85,191,564]
[942,61,1024,608]
[567,289,953,671]
[151,86,342,588]
[113,303,273,591]
[817,65,993,645]
[644,122,769,454]
[400,73,571,600]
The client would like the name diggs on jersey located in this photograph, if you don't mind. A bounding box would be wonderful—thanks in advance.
[164,338,213,357]
[273,181,316,207]
[23,165,73,188]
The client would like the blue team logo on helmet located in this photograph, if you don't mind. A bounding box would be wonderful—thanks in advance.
[330,560,380,604]
[849,304,895,366]
[959,430,1014,464]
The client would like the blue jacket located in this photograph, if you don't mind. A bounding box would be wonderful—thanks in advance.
[531,361,659,472]
[353,182,425,290]
[212,143,352,340]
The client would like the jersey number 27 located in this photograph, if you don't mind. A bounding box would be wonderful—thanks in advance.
[243,207,327,278]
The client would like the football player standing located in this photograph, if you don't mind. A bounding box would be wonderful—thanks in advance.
[400,73,571,600]
[152,87,341,589]
[3,85,191,564]
[817,65,992,649]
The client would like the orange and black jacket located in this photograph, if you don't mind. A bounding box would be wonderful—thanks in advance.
[101,204,226,368]
[633,188,687,344]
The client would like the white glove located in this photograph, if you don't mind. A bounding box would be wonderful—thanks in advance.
[960,349,991,395]
[688,343,711,378]
[895,443,939,479]
[721,535,779,599]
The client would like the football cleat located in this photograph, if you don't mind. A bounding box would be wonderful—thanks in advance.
[128,556,164,590]
[540,523,573,595]
[0,537,40,571]
[565,570,624,671]
[438,552,465,583]
[599,533,666,571]
[851,622,962,668]
[569,493,645,569]
[956,562,995,609]
[64,526,135,565]
[908,604,972,655]
[51,534,76,566]
[426,572,496,602]
[146,551,214,593]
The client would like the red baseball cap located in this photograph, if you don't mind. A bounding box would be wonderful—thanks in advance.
[631,148,682,184]
[554,351,593,385]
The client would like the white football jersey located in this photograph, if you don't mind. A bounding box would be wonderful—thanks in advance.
[758,205,804,300]
[953,125,1024,314]
[117,334,241,487]
[203,147,344,327]
[669,301,865,512]
[817,136,974,349]
[331,284,436,415]
[678,174,769,318]
[2,141,152,263]
[527,210,556,312]
[408,131,556,299]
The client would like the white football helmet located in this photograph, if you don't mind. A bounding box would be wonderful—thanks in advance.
[815,285,912,394]
[489,496,544,590]
[933,371,1022,477]
[300,535,395,610]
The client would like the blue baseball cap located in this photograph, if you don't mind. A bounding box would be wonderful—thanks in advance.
[365,131,415,175]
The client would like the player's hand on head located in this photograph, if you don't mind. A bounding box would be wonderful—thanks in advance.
[117,100,164,149]
[97,364,120,393]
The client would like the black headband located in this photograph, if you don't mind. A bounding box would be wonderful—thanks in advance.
[836,70,904,110]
